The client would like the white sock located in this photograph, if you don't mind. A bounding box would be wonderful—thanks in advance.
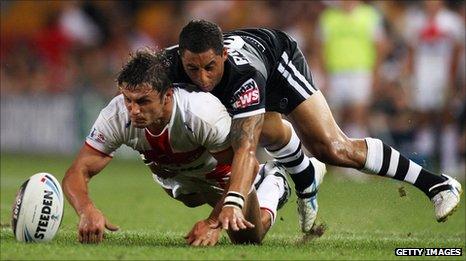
[363,137,424,183]
[362,137,447,198]
[256,174,284,226]
[265,120,316,193]
[265,120,310,174]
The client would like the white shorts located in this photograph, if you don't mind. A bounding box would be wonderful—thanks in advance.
[327,71,373,108]
[412,77,447,111]
[153,165,264,199]
[412,54,449,111]
[153,174,225,199]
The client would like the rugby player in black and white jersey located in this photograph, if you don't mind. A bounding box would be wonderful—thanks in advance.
[166,20,462,232]
[62,49,292,245]
[166,23,328,235]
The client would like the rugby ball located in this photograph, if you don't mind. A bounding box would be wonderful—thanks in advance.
[11,172,64,242]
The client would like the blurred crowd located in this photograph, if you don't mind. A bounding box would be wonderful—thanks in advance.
[1,0,465,175]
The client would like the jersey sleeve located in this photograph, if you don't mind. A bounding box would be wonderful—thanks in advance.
[228,72,266,119]
[85,111,123,157]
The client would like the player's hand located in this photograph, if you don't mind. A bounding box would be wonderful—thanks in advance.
[185,219,221,246]
[78,206,119,244]
[210,206,255,231]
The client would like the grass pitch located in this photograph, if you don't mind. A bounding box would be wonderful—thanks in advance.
[1,153,464,260]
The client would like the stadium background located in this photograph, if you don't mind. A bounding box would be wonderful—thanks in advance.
[1,0,465,175]
[1,1,465,260]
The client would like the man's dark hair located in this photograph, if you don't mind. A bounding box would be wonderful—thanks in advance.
[117,49,172,97]
[179,19,223,55]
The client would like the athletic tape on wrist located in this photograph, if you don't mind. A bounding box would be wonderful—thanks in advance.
[223,191,245,209]
[226,191,244,200]
[222,202,243,210]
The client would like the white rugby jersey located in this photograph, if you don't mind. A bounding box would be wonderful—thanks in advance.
[86,88,232,185]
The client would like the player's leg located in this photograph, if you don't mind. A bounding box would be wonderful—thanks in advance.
[260,112,326,195]
[260,112,326,233]
[279,35,461,223]
[153,174,221,208]
[288,91,462,222]
[227,162,291,244]
[170,191,207,208]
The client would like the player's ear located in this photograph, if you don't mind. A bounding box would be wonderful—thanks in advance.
[222,48,228,61]
[163,88,174,102]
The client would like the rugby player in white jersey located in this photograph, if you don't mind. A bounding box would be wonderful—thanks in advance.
[62,49,291,246]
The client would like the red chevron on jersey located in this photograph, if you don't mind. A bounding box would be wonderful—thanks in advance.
[143,128,205,165]
[205,163,231,189]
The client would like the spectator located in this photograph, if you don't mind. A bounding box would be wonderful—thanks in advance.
[316,0,387,139]
[403,0,464,175]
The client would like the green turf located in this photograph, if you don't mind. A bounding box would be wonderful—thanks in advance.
[1,153,464,260]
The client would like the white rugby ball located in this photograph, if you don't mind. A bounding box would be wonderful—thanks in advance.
[11,172,64,242]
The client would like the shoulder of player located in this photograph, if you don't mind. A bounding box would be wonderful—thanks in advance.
[164,46,179,63]
[98,94,129,124]
[438,8,463,28]
[164,46,192,82]
[174,88,229,126]
[226,56,258,79]
[225,61,266,89]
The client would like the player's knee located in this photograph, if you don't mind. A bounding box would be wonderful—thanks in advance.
[259,126,288,149]
[260,116,290,150]
[312,138,353,166]
[177,194,206,208]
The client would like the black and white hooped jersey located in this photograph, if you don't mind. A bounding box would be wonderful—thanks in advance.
[166,28,312,119]
[85,88,232,180]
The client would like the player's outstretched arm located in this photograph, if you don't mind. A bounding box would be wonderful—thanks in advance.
[62,144,119,244]
[217,114,264,231]
[184,146,237,246]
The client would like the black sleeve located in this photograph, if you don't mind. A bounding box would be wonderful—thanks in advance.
[227,71,266,119]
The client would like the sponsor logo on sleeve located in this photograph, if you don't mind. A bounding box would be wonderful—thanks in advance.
[88,128,106,144]
[230,79,260,109]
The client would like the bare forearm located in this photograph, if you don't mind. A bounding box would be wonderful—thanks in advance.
[63,167,95,215]
[208,192,226,221]
[227,115,264,196]
[227,148,258,195]
[62,145,111,216]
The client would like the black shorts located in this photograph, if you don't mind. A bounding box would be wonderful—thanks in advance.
[265,31,319,115]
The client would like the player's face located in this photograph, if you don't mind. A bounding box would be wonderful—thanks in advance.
[181,48,228,92]
[120,85,172,129]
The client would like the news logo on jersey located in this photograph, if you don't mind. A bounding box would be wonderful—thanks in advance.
[231,79,260,109]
